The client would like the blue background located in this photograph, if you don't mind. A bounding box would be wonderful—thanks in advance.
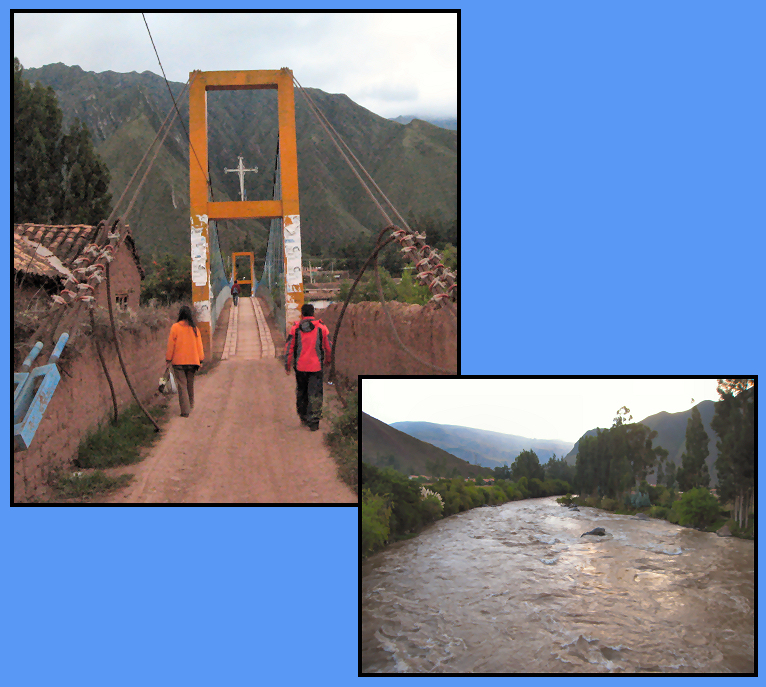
[463,2,763,375]
[7,2,762,684]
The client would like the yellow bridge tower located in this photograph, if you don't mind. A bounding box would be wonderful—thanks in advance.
[188,68,304,356]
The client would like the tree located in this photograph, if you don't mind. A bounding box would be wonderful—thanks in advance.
[676,406,710,491]
[493,463,512,480]
[14,58,112,225]
[58,119,113,224]
[140,254,193,304]
[543,453,576,484]
[664,461,677,490]
[573,408,666,498]
[711,379,755,530]
[511,449,544,483]
[396,268,430,305]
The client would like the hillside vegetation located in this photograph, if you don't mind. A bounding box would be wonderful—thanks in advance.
[24,64,456,264]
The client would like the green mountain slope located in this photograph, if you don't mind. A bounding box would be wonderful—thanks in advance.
[362,413,489,479]
[22,63,457,264]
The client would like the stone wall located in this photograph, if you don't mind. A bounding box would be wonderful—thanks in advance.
[317,301,457,378]
[13,323,170,502]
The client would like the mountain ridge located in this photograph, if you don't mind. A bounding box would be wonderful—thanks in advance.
[390,421,574,469]
[21,62,457,264]
[362,413,490,479]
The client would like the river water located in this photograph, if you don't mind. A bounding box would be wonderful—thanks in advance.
[361,497,754,673]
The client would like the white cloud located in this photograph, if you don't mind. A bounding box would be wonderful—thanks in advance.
[13,11,457,119]
[362,378,722,444]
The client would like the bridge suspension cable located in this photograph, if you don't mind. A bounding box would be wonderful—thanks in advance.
[292,75,456,314]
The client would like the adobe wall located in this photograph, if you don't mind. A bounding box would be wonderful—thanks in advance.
[317,301,457,378]
[13,323,170,502]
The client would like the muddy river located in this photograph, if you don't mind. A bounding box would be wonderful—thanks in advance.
[361,497,754,673]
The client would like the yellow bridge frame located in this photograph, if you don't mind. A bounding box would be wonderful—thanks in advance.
[189,68,304,356]
[231,251,255,293]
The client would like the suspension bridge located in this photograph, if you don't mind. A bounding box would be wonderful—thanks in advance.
[14,65,457,503]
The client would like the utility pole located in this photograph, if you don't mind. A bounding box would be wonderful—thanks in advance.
[224,155,259,201]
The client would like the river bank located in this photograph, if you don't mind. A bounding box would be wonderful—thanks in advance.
[567,491,755,541]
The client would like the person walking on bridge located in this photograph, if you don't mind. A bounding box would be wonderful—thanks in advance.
[166,305,205,418]
[284,303,332,431]
[231,279,241,307]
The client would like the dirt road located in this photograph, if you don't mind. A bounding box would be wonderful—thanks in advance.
[99,297,356,504]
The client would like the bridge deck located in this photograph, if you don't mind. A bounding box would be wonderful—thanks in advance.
[93,294,355,503]
[222,296,277,360]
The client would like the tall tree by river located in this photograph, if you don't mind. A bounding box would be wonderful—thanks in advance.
[574,407,666,498]
[676,406,711,491]
[711,378,755,530]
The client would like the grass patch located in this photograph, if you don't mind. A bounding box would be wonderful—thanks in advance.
[324,385,358,495]
[75,402,168,469]
[51,469,133,501]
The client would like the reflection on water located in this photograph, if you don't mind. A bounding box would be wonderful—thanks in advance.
[361,497,754,673]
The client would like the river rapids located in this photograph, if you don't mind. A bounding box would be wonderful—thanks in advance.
[361,496,754,673]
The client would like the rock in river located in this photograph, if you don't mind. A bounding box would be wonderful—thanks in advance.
[632,513,649,521]
[581,527,606,537]
[717,525,732,537]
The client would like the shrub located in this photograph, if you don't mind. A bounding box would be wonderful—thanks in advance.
[516,476,529,498]
[658,488,676,507]
[600,497,617,511]
[491,486,507,505]
[672,487,720,529]
[557,493,575,506]
[648,505,670,520]
[420,495,443,523]
[628,491,651,509]
[528,477,544,497]
[361,488,391,556]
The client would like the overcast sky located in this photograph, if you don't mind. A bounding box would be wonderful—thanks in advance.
[13,11,457,120]
[362,378,723,445]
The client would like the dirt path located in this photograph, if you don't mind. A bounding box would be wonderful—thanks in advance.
[99,297,356,504]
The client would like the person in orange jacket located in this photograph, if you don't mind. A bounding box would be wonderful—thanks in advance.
[284,303,332,431]
[166,305,205,417]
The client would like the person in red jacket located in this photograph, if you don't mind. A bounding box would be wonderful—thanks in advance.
[166,305,205,417]
[284,303,332,431]
[231,279,240,307]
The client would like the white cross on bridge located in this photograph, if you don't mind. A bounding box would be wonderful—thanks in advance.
[224,155,258,201]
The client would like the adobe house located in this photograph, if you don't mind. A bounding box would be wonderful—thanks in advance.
[14,222,145,313]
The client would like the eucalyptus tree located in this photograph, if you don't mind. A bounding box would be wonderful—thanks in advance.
[676,405,710,490]
[711,379,755,530]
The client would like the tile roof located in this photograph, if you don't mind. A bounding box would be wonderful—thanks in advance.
[14,223,145,281]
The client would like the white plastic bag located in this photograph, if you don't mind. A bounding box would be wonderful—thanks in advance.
[159,365,178,395]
